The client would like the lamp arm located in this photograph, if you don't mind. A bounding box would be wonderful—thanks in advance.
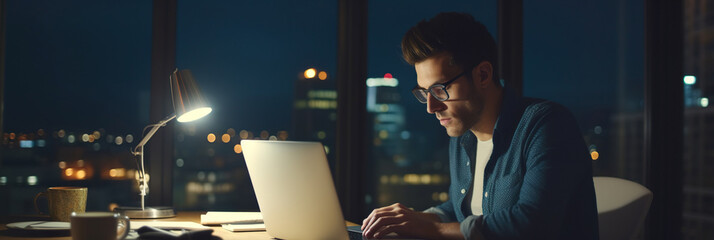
[133,114,177,152]
[132,113,176,210]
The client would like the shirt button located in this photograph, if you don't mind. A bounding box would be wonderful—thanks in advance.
[461,189,466,194]
[484,192,489,198]
[466,162,470,166]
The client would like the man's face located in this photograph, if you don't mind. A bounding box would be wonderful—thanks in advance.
[415,53,484,137]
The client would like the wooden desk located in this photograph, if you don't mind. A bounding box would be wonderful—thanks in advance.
[0,212,359,240]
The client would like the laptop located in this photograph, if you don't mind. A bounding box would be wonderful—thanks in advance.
[241,140,364,240]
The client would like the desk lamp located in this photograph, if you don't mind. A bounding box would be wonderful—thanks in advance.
[116,69,212,218]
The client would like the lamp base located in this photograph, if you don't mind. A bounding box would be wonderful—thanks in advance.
[114,206,175,219]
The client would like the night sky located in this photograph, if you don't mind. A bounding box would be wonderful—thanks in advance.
[5,0,152,133]
[4,0,643,138]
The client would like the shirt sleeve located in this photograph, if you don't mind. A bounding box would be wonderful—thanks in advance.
[423,200,457,222]
[460,215,487,240]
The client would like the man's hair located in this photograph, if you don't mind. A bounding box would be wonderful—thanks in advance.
[402,12,499,83]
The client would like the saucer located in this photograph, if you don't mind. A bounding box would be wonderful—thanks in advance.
[6,221,71,231]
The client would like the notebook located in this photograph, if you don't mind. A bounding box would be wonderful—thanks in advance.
[200,211,263,225]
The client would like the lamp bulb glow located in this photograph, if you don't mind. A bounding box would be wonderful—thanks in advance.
[177,107,212,122]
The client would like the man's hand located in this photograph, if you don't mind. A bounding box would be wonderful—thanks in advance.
[361,203,461,239]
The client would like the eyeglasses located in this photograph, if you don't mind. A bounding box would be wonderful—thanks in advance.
[411,70,469,104]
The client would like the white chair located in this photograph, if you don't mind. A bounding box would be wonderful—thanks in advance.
[593,177,653,240]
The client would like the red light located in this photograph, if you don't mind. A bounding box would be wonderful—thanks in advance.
[384,73,393,79]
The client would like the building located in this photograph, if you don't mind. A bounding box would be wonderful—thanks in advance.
[366,74,450,210]
[292,68,337,166]
[682,0,714,237]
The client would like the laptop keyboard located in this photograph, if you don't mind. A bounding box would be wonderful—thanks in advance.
[348,230,365,240]
[347,226,365,240]
[346,226,425,240]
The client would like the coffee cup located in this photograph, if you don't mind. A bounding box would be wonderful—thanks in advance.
[34,187,88,222]
[70,212,130,240]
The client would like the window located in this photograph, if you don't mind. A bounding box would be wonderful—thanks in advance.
[365,0,497,213]
[172,0,338,210]
[683,0,714,238]
[523,0,645,181]
[0,0,152,214]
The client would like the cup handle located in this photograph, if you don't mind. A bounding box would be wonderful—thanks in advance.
[33,191,47,215]
[117,214,130,240]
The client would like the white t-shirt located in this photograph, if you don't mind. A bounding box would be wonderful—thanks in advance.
[471,138,494,216]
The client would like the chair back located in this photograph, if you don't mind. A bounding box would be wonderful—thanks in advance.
[593,176,653,240]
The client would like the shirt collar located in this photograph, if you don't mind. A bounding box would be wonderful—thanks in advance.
[460,87,522,149]
[492,87,522,148]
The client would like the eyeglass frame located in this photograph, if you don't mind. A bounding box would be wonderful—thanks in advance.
[411,69,471,104]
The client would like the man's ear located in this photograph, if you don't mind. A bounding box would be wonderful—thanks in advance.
[471,61,493,89]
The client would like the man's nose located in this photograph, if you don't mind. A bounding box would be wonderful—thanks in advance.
[426,94,446,114]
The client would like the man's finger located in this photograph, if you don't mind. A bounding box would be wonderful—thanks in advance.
[362,203,405,231]
[370,214,404,232]
[363,215,405,238]
[394,202,407,209]
[364,210,399,232]
[372,221,408,239]
[362,209,377,230]
[362,207,384,230]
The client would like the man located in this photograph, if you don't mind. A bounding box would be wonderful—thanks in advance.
[361,12,599,240]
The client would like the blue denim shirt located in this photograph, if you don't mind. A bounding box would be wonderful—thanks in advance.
[424,89,599,240]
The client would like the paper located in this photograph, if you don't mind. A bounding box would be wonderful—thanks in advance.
[200,211,263,225]
[131,221,210,230]
[22,221,70,229]
[221,223,266,232]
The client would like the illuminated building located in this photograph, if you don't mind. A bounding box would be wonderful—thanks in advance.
[292,68,337,163]
[682,1,714,238]
[366,74,450,208]
[367,74,406,158]
[0,127,137,215]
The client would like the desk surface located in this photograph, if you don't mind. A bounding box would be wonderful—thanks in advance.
[0,212,359,240]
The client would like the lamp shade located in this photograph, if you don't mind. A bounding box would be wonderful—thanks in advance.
[170,69,212,122]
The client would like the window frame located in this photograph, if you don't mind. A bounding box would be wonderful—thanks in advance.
[643,0,684,239]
